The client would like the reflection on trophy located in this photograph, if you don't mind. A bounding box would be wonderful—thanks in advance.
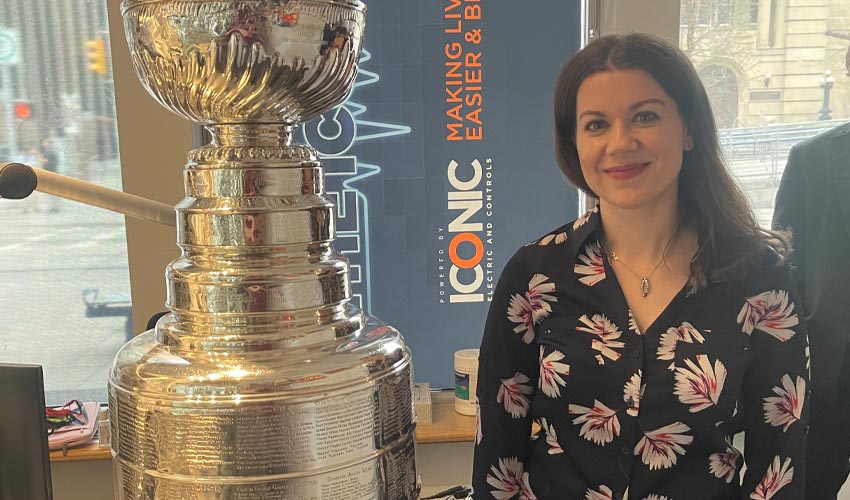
[105,1,419,498]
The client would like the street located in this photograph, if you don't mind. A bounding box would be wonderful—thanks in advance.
[0,195,132,405]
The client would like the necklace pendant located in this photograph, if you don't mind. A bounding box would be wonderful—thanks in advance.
[640,277,650,297]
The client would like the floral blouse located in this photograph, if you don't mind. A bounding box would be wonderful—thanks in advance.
[472,208,810,500]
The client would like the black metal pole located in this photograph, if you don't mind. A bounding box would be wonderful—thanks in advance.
[819,80,833,121]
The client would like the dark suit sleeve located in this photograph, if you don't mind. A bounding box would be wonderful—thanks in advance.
[772,146,807,300]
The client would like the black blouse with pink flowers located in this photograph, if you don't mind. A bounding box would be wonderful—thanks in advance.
[472,208,809,500]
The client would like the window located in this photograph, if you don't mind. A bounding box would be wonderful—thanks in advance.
[698,65,739,128]
[681,0,691,26]
[716,0,732,26]
[0,0,129,405]
[681,0,737,51]
[682,0,734,27]
[698,1,712,25]
[749,0,759,26]
[680,0,850,226]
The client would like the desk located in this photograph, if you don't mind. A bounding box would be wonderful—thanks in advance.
[50,442,110,462]
[416,390,476,443]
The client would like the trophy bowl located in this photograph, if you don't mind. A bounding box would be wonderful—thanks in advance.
[121,0,366,124]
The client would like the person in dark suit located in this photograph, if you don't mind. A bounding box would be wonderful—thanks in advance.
[773,119,850,499]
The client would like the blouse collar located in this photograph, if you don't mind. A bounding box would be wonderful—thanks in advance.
[568,204,602,259]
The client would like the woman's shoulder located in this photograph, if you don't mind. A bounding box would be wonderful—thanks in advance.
[500,207,600,284]
[740,243,795,294]
[523,222,573,249]
[500,215,593,282]
[523,207,599,250]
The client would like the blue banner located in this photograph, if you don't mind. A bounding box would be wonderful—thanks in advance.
[302,1,582,387]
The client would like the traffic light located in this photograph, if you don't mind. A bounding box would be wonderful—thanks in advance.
[13,101,31,120]
[85,39,107,75]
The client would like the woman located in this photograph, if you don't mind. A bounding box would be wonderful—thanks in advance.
[472,33,809,500]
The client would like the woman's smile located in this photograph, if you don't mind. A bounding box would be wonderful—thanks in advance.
[602,162,651,180]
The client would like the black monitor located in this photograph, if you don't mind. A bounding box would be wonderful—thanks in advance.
[0,364,53,500]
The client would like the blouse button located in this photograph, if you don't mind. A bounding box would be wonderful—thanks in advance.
[621,445,630,455]
[626,397,635,406]
[614,492,624,500]
[631,349,641,359]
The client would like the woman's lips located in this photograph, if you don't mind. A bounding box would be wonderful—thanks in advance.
[603,162,650,180]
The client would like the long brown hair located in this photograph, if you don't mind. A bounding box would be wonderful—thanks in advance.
[553,33,788,286]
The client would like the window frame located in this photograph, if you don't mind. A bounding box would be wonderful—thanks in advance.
[749,0,760,27]
[106,3,191,333]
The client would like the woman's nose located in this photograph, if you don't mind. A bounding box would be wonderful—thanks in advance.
[606,123,638,154]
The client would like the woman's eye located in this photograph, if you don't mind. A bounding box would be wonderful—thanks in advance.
[634,111,660,123]
[585,120,607,132]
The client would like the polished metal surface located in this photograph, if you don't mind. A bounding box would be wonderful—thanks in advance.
[109,2,419,498]
[121,0,365,124]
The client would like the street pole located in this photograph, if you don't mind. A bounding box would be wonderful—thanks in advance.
[0,27,20,159]
[818,69,835,121]
[0,64,16,158]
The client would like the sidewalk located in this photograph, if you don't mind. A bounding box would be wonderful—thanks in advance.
[0,194,130,229]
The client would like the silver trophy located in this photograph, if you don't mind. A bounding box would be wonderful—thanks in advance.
[107,1,419,498]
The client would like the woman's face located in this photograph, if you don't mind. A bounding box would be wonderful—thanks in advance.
[574,68,692,211]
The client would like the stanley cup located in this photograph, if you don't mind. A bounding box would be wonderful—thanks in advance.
[109,1,419,498]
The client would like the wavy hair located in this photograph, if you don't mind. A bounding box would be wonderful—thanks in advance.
[553,33,788,285]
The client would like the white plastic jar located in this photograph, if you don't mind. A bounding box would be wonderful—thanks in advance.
[454,349,479,416]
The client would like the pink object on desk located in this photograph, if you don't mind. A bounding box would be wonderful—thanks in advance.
[48,401,100,451]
